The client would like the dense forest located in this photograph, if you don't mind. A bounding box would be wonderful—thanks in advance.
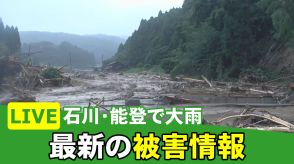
[0,18,21,56]
[110,0,294,79]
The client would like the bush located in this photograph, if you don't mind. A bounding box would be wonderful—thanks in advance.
[41,68,61,79]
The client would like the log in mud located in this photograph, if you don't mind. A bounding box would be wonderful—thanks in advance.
[33,71,294,131]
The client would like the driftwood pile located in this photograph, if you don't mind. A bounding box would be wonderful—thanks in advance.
[212,108,294,133]
[0,57,71,104]
[162,75,294,105]
[14,64,72,89]
[162,75,294,132]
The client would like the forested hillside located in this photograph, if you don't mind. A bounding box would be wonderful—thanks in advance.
[110,0,294,79]
[22,41,96,68]
[0,19,21,56]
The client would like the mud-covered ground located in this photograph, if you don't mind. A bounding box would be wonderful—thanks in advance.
[34,71,294,124]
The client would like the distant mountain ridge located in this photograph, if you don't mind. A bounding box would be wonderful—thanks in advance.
[21,41,96,68]
[20,31,125,63]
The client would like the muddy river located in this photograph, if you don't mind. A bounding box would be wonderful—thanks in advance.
[35,72,294,123]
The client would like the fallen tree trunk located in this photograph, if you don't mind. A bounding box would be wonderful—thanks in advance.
[215,113,294,129]
[163,95,197,104]
[249,88,274,95]
[201,75,213,88]
[182,103,294,108]
[246,127,294,133]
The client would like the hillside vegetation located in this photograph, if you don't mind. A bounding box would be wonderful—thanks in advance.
[0,18,21,56]
[110,0,294,79]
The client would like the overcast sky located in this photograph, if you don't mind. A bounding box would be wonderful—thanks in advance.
[0,0,184,37]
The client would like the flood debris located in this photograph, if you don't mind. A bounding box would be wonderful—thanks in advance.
[0,57,71,104]
[103,61,127,72]
[74,72,96,80]
[173,75,294,105]
[160,95,197,104]
[212,108,294,133]
[201,75,213,88]
[0,84,36,104]
[0,57,22,83]
[30,68,293,132]
[41,67,72,87]
[125,99,141,106]
[88,97,109,111]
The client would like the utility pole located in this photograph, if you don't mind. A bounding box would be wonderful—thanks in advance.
[69,52,72,71]
[25,44,42,66]
[28,45,32,66]
[101,54,104,66]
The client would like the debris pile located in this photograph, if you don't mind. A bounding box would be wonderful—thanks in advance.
[41,67,71,87]
[162,75,294,105]
[152,75,294,132]
[0,57,71,104]
[74,72,96,80]
[103,61,127,72]
[212,108,294,133]
[31,70,293,133]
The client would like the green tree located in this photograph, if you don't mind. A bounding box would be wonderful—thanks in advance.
[0,19,21,56]
[111,0,291,79]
